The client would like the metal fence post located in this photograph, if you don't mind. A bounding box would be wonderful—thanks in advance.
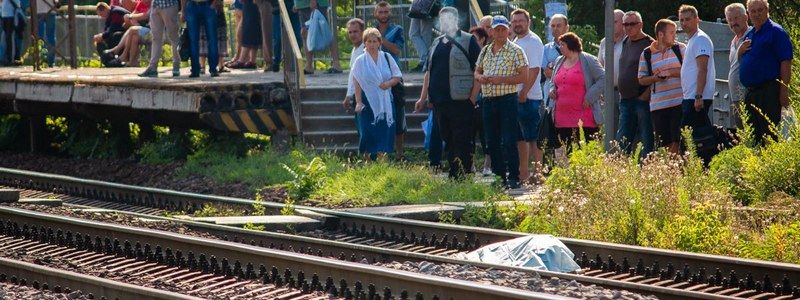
[30,0,40,70]
[602,0,615,151]
[68,0,77,69]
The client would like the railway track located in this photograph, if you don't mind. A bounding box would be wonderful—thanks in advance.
[0,206,562,300]
[2,167,800,299]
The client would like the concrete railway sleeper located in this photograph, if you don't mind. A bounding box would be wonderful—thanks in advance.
[1,168,800,299]
[0,206,567,300]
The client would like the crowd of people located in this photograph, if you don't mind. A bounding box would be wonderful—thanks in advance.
[89,0,345,76]
[343,0,792,189]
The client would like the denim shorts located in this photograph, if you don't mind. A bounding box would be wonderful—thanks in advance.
[517,99,543,141]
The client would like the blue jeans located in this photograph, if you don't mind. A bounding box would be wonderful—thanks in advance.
[185,1,218,74]
[616,98,654,156]
[482,93,520,183]
[38,13,56,66]
[270,0,302,66]
[409,18,432,67]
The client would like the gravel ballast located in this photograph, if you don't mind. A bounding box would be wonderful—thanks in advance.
[0,282,92,300]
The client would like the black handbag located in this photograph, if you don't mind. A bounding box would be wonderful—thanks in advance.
[408,0,441,19]
[179,27,191,62]
[383,53,405,107]
[537,107,559,149]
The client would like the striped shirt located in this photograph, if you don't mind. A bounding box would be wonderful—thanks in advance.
[476,41,528,97]
[638,43,685,111]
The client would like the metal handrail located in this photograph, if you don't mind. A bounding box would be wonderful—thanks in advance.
[278,0,306,89]
[469,0,484,23]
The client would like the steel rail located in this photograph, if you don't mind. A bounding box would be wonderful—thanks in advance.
[1,167,799,299]
[0,256,202,300]
[0,206,569,300]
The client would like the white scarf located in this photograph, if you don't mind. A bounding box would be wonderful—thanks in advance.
[352,50,395,127]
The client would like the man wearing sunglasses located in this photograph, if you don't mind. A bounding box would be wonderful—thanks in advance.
[616,11,654,157]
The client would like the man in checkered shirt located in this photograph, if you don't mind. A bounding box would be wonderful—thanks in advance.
[138,0,181,77]
[475,15,528,189]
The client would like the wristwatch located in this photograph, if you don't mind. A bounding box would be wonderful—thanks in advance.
[694,94,703,100]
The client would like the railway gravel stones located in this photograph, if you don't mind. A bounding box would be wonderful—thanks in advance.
[383,261,658,300]
[0,282,91,300]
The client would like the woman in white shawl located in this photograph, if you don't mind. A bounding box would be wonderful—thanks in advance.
[352,27,403,159]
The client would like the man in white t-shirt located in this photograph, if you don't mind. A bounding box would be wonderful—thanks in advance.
[678,5,716,130]
[511,8,544,183]
[342,18,366,133]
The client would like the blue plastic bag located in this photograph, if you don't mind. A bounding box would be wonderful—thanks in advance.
[305,9,333,52]
[422,110,434,150]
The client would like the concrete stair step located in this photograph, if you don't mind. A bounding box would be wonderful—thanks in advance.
[301,99,423,117]
[300,85,423,102]
[303,128,424,147]
[301,113,427,131]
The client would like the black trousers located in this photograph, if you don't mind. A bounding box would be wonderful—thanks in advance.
[745,80,782,146]
[434,100,475,179]
[2,17,22,63]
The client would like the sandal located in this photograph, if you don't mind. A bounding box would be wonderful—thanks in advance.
[227,61,245,69]
[242,61,257,69]
[325,67,343,74]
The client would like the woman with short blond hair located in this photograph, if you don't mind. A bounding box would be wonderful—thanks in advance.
[351,27,403,159]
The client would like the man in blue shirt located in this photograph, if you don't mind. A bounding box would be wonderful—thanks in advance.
[739,0,793,145]
[374,0,406,159]
[374,1,404,65]
[540,14,567,108]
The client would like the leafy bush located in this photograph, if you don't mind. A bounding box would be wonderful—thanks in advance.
[709,145,756,204]
[0,114,25,150]
[137,133,190,164]
[283,156,328,200]
[741,140,800,202]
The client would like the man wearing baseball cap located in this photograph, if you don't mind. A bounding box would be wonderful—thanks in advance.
[475,15,529,189]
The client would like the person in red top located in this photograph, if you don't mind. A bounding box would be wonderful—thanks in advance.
[548,32,605,152]
[102,0,152,66]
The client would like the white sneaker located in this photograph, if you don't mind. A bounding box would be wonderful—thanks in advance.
[481,167,493,177]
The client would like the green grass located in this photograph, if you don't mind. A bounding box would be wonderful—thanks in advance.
[310,162,499,207]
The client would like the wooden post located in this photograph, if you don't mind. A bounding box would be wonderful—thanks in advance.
[28,115,48,153]
[30,0,40,70]
[68,0,77,69]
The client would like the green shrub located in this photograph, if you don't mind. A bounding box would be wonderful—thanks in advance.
[709,145,756,204]
[283,156,328,200]
[0,114,24,150]
[741,140,800,202]
[738,221,800,264]
[137,133,190,164]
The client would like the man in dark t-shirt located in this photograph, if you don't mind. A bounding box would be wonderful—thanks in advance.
[414,7,481,179]
[616,10,655,157]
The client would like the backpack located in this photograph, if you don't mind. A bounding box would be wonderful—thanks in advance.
[408,0,441,19]
[643,44,682,92]
[642,44,683,76]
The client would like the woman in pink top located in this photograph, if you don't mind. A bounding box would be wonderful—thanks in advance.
[548,32,605,150]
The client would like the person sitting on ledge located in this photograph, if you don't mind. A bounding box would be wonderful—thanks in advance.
[93,2,130,64]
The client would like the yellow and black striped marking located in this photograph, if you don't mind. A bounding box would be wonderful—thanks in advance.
[200,109,298,135]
